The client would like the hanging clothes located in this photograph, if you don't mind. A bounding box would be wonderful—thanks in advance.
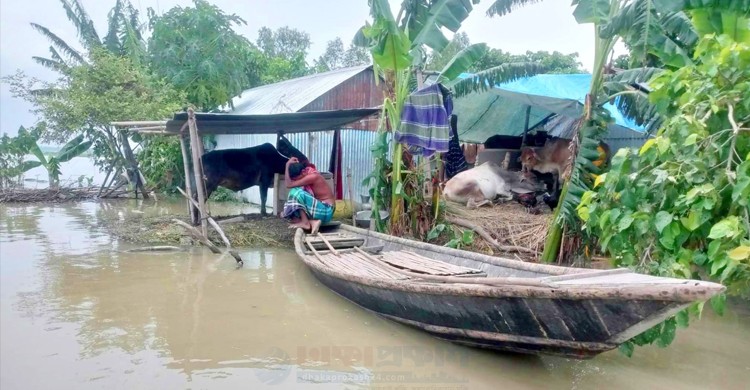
[444,114,468,179]
[328,129,343,200]
[395,84,452,157]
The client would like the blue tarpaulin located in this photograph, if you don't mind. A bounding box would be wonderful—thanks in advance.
[452,73,647,145]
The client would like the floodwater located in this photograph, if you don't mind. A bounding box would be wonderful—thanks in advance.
[1,201,748,390]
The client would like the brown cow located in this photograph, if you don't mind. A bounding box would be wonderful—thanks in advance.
[519,138,572,193]
[520,138,611,193]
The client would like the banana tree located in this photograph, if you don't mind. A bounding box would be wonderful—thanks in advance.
[357,0,545,236]
[18,135,92,189]
[357,0,482,235]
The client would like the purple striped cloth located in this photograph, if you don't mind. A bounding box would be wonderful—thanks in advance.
[395,84,453,157]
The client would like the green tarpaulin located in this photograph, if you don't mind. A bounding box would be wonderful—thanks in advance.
[453,74,647,145]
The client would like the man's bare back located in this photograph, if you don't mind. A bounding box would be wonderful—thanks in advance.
[305,174,335,205]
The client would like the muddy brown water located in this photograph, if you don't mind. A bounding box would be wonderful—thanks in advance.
[1,200,748,390]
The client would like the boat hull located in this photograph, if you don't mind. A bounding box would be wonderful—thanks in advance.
[294,227,723,359]
[309,268,686,359]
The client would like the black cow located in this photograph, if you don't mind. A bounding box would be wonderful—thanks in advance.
[200,136,307,217]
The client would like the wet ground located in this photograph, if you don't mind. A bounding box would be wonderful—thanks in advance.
[1,200,749,389]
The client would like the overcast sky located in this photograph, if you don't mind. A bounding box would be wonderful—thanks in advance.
[0,0,602,139]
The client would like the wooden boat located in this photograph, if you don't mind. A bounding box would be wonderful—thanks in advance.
[293,225,725,359]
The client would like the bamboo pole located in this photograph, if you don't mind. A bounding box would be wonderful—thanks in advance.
[316,233,340,256]
[187,109,208,237]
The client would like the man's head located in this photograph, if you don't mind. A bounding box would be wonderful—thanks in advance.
[288,162,306,179]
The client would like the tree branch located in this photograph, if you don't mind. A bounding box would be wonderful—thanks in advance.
[445,216,536,255]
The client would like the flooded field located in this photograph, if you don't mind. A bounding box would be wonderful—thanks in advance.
[1,200,748,389]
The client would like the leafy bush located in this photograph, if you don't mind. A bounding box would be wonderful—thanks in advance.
[578,35,750,354]
[427,223,474,250]
[136,135,184,193]
[209,187,241,203]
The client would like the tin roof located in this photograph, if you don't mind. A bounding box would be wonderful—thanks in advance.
[165,108,380,135]
[225,65,372,115]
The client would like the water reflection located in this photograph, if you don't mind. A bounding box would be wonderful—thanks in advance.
[1,201,748,389]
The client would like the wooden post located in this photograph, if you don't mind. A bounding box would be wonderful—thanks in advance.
[333,129,341,198]
[179,132,197,225]
[274,132,282,216]
[187,109,208,237]
[347,167,355,227]
[521,105,532,146]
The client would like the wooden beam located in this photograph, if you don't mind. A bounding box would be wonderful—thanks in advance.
[111,120,168,127]
[128,126,168,131]
[178,132,198,224]
[187,109,209,237]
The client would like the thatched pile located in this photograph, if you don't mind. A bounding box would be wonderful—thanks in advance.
[98,211,295,248]
[444,201,551,261]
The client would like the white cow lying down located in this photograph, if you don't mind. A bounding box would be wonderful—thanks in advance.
[443,161,542,208]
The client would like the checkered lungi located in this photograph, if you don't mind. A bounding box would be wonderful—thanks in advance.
[282,187,334,223]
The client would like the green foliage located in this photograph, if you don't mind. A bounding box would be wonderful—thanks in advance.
[30,0,144,72]
[256,26,312,82]
[361,119,393,233]
[257,26,311,59]
[471,48,586,74]
[3,49,184,172]
[209,187,240,202]
[425,32,472,71]
[578,34,750,350]
[601,0,697,68]
[437,43,488,82]
[0,126,42,189]
[13,133,92,189]
[148,0,262,111]
[450,62,547,98]
[136,136,184,193]
[313,37,371,73]
[427,223,475,249]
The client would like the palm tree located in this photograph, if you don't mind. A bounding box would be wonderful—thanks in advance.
[30,0,145,74]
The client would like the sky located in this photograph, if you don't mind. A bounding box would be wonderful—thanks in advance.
[0,0,606,139]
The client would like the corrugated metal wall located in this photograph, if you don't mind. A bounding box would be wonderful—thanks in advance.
[214,130,383,206]
[602,126,651,154]
[300,68,386,131]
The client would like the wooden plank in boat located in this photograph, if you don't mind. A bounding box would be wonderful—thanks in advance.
[306,233,365,250]
[380,250,486,277]
[312,252,408,280]
[319,221,342,233]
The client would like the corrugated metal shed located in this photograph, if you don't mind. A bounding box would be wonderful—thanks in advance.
[226,65,373,115]
[214,65,387,206]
